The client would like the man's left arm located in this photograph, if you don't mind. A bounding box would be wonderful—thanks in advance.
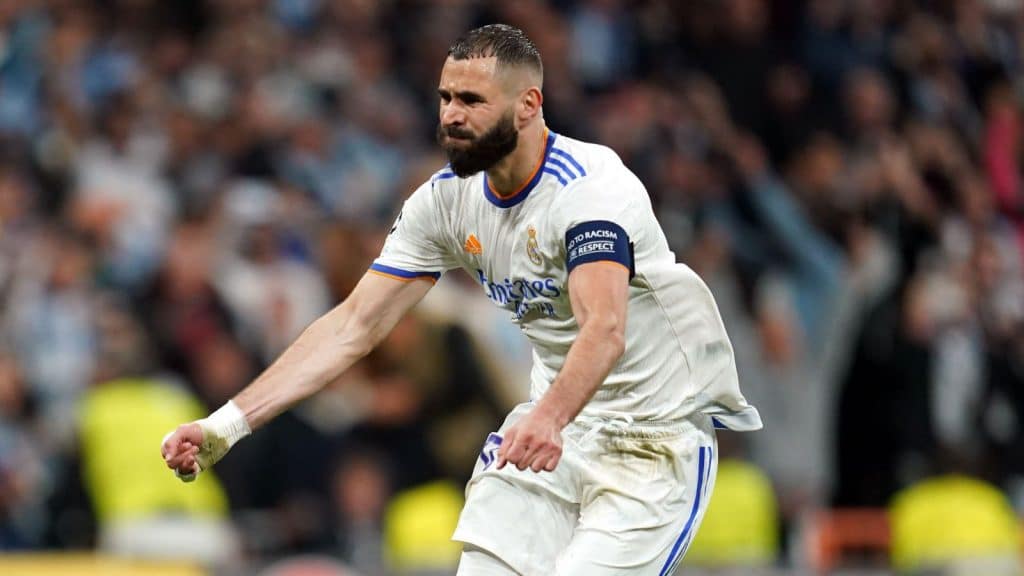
[496,261,629,472]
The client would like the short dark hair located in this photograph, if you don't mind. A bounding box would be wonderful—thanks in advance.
[448,24,543,78]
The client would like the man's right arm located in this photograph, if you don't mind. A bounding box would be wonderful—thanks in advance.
[161,271,435,480]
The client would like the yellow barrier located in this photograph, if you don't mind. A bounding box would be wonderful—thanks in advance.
[0,554,206,576]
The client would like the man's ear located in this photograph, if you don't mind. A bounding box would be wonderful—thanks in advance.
[518,86,543,126]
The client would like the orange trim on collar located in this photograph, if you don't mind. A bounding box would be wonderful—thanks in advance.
[487,128,550,200]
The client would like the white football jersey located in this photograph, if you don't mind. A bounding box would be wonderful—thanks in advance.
[372,130,761,429]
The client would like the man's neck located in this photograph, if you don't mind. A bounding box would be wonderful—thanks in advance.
[486,123,547,198]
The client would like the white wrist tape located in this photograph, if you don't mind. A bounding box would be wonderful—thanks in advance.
[199,400,251,449]
[165,401,252,483]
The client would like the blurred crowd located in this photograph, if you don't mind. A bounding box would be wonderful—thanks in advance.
[1,0,1023,573]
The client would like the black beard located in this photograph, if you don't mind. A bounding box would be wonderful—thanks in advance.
[437,112,519,177]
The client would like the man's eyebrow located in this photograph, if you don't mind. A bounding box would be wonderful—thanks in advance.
[437,88,486,102]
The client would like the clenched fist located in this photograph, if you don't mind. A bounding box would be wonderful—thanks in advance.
[161,423,205,482]
[496,407,564,473]
[159,401,251,482]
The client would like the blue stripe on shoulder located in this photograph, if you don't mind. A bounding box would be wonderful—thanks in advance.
[542,167,568,186]
[550,148,586,176]
[432,164,457,182]
[546,156,580,180]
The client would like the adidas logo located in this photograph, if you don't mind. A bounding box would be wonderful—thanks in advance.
[464,234,482,255]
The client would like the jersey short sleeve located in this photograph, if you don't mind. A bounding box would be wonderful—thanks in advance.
[548,169,640,277]
[372,179,458,281]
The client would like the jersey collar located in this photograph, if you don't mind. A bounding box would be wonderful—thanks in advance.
[482,129,554,208]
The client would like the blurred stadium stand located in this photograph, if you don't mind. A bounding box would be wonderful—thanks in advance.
[0,554,204,575]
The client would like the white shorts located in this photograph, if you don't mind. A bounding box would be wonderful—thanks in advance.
[453,403,718,576]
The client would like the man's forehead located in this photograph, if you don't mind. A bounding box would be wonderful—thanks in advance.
[439,56,500,88]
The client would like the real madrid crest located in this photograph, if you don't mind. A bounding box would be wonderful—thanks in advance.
[526,225,543,265]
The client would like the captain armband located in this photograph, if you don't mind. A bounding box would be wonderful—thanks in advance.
[565,220,634,277]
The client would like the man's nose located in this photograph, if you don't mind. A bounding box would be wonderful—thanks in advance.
[441,103,466,127]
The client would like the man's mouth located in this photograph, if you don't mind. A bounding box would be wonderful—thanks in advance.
[445,129,474,140]
[445,135,473,146]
